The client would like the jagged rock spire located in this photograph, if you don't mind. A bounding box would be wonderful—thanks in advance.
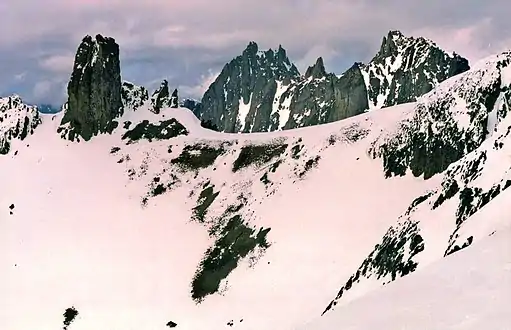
[60,34,122,141]
[170,88,179,108]
[121,81,149,111]
[150,80,179,113]
[378,30,402,57]
[305,57,327,79]
[198,42,300,132]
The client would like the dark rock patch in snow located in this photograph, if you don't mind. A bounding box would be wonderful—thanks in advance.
[62,306,78,330]
[122,119,188,144]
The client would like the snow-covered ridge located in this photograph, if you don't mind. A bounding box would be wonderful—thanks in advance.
[321,51,511,316]
[0,94,40,154]
[305,223,511,329]
[3,62,511,327]
[226,30,469,133]
[370,51,511,180]
[2,43,511,330]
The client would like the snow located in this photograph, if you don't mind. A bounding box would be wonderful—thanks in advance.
[237,95,252,132]
[302,223,511,330]
[270,80,289,130]
[0,102,439,330]
[2,51,511,329]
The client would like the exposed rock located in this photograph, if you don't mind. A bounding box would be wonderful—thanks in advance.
[150,80,178,113]
[304,57,327,79]
[281,62,368,130]
[194,31,469,133]
[198,41,300,132]
[122,81,148,111]
[166,320,177,328]
[181,98,203,117]
[0,95,40,154]
[62,306,78,330]
[170,88,179,108]
[361,30,470,109]
[60,34,123,141]
[37,104,61,114]
[370,51,510,179]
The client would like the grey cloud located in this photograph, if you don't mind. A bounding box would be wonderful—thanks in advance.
[0,0,509,106]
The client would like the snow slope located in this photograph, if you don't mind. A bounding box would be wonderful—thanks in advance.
[1,51,511,330]
[1,101,436,330]
[302,221,511,330]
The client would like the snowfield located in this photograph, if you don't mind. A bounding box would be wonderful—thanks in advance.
[1,102,436,329]
[1,50,511,330]
[303,221,511,330]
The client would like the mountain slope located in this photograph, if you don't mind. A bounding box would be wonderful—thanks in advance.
[303,222,511,330]
[322,50,511,313]
[2,101,438,330]
[195,31,469,133]
[1,36,509,330]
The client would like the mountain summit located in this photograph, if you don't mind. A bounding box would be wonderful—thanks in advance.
[150,80,179,114]
[198,41,300,133]
[193,31,470,133]
[362,30,470,108]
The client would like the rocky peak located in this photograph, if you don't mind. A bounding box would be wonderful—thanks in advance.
[197,41,300,132]
[194,32,470,134]
[121,81,148,111]
[170,88,179,108]
[243,41,259,56]
[376,30,403,58]
[60,34,122,141]
[305,57,327,79]
[150,80,178,113]
[361,30,470,109]
[0,95,40,154]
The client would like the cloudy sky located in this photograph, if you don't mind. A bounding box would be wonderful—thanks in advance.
[0,0,509,106]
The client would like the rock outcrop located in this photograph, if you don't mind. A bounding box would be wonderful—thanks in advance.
[122,81,149,111]
[59,34,123,141]
[199,42,300,133]
[194,31,470,133]
[0,95,40,154]
[181,98,203,118]
[280,60,368,130]
[361,30,470,109]
[150,80,179,114]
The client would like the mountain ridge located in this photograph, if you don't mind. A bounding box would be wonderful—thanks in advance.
[192,30,470,133]
[1,33,510,330]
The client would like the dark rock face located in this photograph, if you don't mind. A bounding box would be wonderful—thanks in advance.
[62,306,78,330]
[121,81,148,111]
[170,89,179,108]
[198,42,300,133]
[370,51,510,179]
[37,104,61,114]
[181,98,203,117]
[150,80,179,113]
[362,30,470,108]
[60,34,123,141]
[194,31,469,133]
[282,62,369,130]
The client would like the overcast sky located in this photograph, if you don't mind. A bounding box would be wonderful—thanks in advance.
[0,0,509,106]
